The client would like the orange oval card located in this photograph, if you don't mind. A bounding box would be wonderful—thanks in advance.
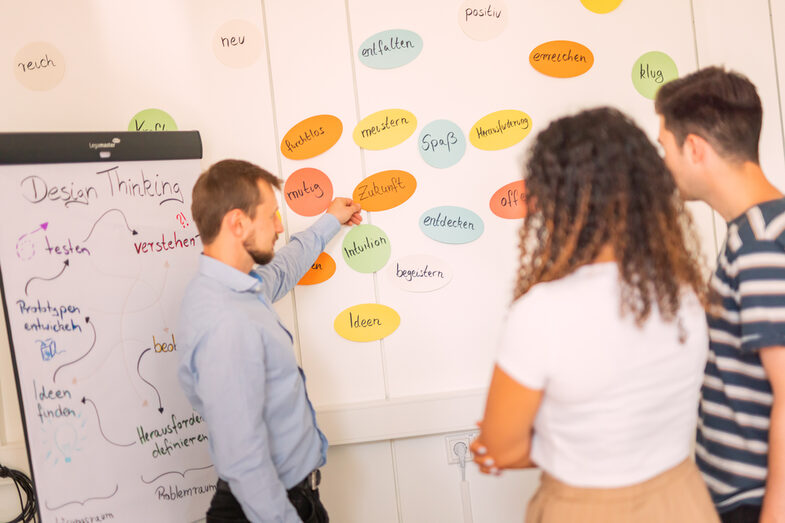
[298,252,336,285]
[281,115,343,160]
[490,180,526,219]
[353,170,417,212]
[529,40,594,78]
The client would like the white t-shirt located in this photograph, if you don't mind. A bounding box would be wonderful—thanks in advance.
[497,262,708,488]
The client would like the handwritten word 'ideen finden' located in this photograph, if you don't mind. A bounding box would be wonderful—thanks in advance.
[33,379,76,423]
[360,37,416,57]
[475,118,529,140]
[20,167,182,207]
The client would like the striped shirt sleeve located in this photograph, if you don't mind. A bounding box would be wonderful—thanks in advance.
[737,248,785,352]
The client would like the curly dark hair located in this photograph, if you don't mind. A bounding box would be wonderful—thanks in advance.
[514,107,708,324]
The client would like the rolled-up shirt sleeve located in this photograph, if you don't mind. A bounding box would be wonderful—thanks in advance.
[257,213,341,303]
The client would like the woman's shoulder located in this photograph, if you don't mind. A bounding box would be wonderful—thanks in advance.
[511,263,618,314]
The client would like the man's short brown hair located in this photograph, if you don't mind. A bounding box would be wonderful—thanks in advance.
[655,66,762,164]
[191,159,281,245]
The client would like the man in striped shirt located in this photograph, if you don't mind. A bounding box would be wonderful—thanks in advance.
[655,67,785,522]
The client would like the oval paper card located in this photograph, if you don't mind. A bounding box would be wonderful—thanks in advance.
[281,115,342,160]
[470,110,532,151]
[391,254,452,292]
[298,252,336,285]
[490,180,526,219]
[342,224,391,273]
[419,206,484,244]
[353,170,416,212]
[529,40,594,78]
[334,303,400,342]
[353,109,417,150]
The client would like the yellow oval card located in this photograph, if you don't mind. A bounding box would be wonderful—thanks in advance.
[529,40,594,78]
[353,170,417,212]
[470,110,532,151]
[281,115,343,160]
[353,109,417,150]
[334,303,400,342]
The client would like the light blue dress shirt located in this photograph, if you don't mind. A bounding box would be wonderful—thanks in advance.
[177,214,340,523]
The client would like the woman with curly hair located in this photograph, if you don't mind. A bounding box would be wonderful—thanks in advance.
[471,107,719,522]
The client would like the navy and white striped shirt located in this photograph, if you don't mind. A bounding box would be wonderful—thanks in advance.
[696,197,785,512]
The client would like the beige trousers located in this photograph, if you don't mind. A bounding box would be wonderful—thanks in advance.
[526,458,720,523]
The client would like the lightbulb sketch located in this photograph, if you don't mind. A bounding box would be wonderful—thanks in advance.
[41,415,87,466]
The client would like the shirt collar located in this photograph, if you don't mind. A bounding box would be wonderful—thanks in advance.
[198,254,262,293]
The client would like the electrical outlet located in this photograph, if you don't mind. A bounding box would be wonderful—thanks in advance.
[445,431,478,464]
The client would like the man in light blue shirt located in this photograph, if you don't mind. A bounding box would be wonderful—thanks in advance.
[178,159,361,522]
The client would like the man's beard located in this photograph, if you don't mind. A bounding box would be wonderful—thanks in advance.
[243,233,275,266]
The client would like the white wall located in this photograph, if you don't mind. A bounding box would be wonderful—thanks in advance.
[2,1,785,522]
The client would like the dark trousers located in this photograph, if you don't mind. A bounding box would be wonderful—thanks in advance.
[720,504,761,523]
[206,476,329,523]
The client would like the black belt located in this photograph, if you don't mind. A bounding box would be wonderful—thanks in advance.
[217,469,321,494]
[291,469,321,491]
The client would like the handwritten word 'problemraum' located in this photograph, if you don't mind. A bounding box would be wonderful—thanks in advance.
[20,166,183,207]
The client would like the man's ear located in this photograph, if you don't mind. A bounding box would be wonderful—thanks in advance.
[222,209,248,238]
[683,133,709,166]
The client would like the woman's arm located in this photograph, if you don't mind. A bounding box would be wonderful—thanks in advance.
[471,364,544,474]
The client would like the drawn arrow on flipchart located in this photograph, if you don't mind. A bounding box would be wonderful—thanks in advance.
[16,222,48,242]
[137,348,164,413]
[80,397,136,447]
[82,208,138,242]
[24,258,69,296]
[140,464,214,484]
[53,317,96,384]
[44,484,119,511]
